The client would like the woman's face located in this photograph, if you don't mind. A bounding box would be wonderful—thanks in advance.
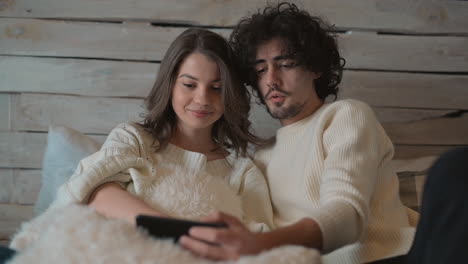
[171,52,224,133]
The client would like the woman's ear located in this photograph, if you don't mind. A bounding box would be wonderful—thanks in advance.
[313,72,322,79]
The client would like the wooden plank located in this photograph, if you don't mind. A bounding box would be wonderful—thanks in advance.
[0,18,200,60]
[0,169,14,203]
[0,169,40,205]
[0,132,47,169]
[0,135,463,169]
[0,132,106,169]
[375,108,454,123]
[0,204,34,240]
[1,133,463,169]
[340,71,468,110]
[8,94,468,141]
[249,106,468,146]
[340,31,468,72]
[1,19,468,72]
[2,57,468,110]
[13,94,144,134]
[13,94,281,139]
[0,0,467,34]
[375,107,468,145]
[0,56,157,97]
[320,0,468,34]
[11,170,41,205]
[14,93,468,145]
[0,94,9,131]
[394,145,456,160]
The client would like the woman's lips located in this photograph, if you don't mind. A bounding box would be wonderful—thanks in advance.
[190,110,213,118]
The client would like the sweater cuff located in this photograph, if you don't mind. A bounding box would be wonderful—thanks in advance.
[309,200,361,253]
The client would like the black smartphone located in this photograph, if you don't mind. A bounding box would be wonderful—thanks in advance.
[136,215,227,242]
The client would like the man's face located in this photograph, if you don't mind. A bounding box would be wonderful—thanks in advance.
[254,38,322,125]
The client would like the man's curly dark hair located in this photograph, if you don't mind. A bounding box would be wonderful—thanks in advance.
[229,2,345,102]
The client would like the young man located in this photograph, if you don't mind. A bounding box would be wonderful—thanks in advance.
[180,3,416,263]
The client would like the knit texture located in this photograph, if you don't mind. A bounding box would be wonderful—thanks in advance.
[255,99,415,263]
[51,122,274,231]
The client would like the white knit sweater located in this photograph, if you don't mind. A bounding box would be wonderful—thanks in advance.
[51,122,274,231]
[254,99,415,263]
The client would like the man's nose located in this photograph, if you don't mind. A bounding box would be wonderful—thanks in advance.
[265,67,280,88]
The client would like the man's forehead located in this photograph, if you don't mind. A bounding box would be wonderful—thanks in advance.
[257,38,284,50]
[255,39,292,62]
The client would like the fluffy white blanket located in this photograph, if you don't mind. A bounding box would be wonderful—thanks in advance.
[8,204,320,264]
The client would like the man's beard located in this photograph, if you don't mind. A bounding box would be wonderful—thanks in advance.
[266,101,306,120]
[262,86,305,120]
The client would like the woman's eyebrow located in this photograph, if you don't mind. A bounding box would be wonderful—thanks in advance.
[179,74,198,80]
[179,74,220,83]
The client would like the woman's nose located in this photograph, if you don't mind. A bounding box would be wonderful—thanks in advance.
[193,88,210,105]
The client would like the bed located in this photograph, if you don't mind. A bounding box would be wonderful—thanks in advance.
[1,0,467,259]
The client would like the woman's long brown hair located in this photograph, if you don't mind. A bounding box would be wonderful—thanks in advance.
[141,28,263,157]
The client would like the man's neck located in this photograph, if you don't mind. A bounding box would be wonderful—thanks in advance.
[280,99,324,126]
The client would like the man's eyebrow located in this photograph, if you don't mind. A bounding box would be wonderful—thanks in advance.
[273,55,293,61]
[253,59,266,65]
[253,55,294,65]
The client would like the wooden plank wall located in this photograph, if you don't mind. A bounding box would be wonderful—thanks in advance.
[1,0,467,242]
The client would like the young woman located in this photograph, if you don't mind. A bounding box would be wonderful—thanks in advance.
[2,28,274,264]
[56,28,273,229]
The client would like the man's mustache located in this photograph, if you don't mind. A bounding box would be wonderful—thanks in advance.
[263,86,291,100]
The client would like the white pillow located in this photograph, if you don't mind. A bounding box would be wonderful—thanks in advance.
[34,126,101,215]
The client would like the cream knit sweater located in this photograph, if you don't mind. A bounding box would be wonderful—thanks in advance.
[254,99,415,263]
[51,122,274,231]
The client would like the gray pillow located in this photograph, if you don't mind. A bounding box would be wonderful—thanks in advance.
[34,126,101,215]
[389,156,437,212]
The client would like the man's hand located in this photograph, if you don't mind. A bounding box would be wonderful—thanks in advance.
[179,211,269,260]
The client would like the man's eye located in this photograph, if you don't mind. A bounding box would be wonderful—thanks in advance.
[256,68,266,75]
[280,62,296,68]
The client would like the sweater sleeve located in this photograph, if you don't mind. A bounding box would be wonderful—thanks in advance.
[50,123,151,208]
[239,164,275,232]
[310,100,394,253]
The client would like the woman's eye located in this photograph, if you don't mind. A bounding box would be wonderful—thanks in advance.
[212,86,222,92]
[183,83,195,88]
